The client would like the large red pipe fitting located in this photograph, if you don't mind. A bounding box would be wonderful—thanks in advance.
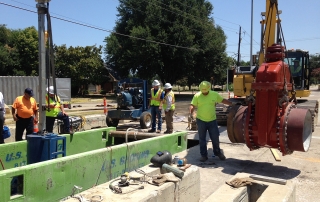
[227,104,312,155]
[227,44,312,155]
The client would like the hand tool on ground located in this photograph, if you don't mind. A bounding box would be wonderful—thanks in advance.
[162,163,184,178]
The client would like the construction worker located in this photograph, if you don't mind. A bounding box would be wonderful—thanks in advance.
[0,92,5,144]
[290,59,302,88]
[45,86,70,134]
[162,83,175,134]
[290,59,302,77]
[148,80,164,133]
[12,88,38,141]
[189,81,233,162]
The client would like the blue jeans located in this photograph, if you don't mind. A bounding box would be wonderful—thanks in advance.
[150,105,162,131]
[46,112,70,133]
[196,118,221,157]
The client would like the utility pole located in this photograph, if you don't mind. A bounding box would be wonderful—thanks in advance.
[237,26,242,66]
[250,0,253,67]
[36,0,50,133]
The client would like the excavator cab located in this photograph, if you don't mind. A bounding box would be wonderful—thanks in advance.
[285,49,311,97]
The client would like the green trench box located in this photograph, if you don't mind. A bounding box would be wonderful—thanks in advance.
[0,127,187,201]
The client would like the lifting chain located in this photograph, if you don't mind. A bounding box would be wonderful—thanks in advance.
[279,90,289,107]
[289,89,297,104]
[246,89,256,106]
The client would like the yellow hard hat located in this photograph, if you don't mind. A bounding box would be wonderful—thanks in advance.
[199,81,211,93]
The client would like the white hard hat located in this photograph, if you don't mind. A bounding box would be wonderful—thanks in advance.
[46,86,54,94]
[152,80,160,86]
[164,83,172,89]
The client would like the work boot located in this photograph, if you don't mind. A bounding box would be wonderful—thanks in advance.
[148,129,156,133]
[217,151,226,160]
[164,130,172,134]
[199,156,208,162]
[156,130,161,133]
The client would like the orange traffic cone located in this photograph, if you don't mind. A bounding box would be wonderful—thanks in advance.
[103,97,108,115]
[33,122,39,133]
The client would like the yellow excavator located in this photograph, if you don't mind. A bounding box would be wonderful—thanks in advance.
[217,0,318,156]
[216,0,318,133]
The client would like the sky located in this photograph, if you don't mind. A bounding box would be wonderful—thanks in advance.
[1,0,320,61]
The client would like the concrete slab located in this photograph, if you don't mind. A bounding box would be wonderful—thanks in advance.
[61,164,200,202]
[204,172,295,202]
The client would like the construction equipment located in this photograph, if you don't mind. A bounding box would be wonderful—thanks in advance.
[223,0,318,156]
[105,78,152,128]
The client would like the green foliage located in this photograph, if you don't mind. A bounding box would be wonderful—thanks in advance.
[54,45,108,94]
[104,0,228,86]
[100,90,107,94]
[309,54,320,84]
[0,25,38,76]
[83,90,89,95]
[14,27,39,76]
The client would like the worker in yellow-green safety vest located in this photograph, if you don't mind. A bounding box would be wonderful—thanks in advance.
[290,59,302,88]
[46,86,70,134]
[162,83,175,134]
[290,59,302,77]
[148,80,165,133]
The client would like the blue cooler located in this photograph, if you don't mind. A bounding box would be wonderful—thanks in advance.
[27,133,66,164]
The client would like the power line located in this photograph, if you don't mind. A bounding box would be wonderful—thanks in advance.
[0,1,200,51]
[10,0,106,31]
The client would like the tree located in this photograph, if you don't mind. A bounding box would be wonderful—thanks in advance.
[310,54,320,84]
[0,25,38,76]
[54,45,108,95]
[0,25,20,75]
[12,26,39,76]
[104,0,228,86]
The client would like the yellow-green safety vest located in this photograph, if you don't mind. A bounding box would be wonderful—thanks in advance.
[150,88,162,106]
[163,91,175,111]
[45,95,61,117]
[290,66,301,75]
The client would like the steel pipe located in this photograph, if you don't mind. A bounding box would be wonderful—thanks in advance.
[109,131,163,140]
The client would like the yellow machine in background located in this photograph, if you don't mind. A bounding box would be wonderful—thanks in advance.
[216,0,318,131]
[232,49,311,98]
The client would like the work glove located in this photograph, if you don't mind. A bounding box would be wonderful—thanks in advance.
[226,177,254,188]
